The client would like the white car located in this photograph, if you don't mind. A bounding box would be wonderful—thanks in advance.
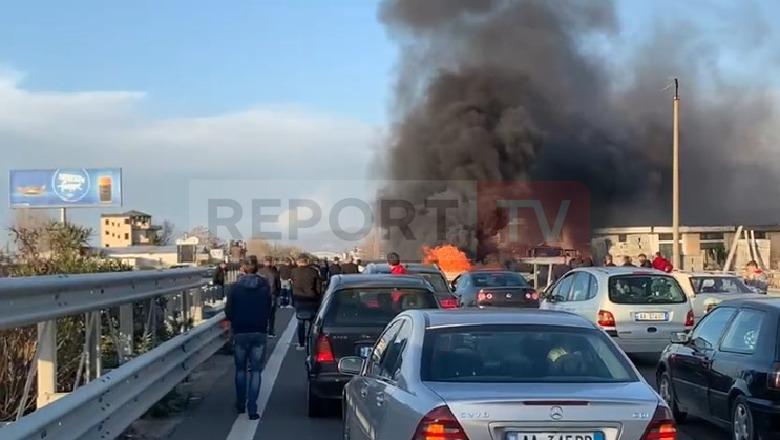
[540,267,694,354]
[671,271,766,321]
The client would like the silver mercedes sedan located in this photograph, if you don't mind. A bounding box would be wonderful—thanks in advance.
[339,309,677,440]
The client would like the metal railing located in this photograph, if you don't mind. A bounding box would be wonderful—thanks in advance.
[0,268,228,440]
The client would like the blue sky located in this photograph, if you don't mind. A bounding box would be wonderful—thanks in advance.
[0,0,396,123]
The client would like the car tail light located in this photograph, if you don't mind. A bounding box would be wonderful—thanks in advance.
[597,310,616,328]
[684,309,695,327]
[314,335,335,364]
[769,363,780,390]
[439,297,459,309]
[476,290,493,302]
[640,405,677,440]
[414,405,469,440]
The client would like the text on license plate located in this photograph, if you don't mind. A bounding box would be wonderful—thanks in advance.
[634,312,669,321]
[359,347,372,358]
[507,433,604,440]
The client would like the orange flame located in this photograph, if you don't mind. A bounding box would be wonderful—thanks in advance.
[422,245,473,274]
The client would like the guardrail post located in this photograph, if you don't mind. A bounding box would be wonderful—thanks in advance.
[36,320,57,407]
[191,288,203,324]
[85,311,102,380]
[180,290,190,331]
[119,304,133,363]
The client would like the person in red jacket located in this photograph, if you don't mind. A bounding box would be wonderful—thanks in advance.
[387,252,408,275]
[652,252,673,272]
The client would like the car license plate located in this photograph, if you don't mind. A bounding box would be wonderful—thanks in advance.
[507,433,604,440]
[635,312,669,321]
[359,346,372,358]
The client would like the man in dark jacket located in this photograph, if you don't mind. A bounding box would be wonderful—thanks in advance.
[637,254,653,268]
[224,259,272,420]
[330,256,343,276]
[341,256,359,274]
[212,263,226,301]
[278,257,295,308]
[258,256,281,337]
[291,255,322,350]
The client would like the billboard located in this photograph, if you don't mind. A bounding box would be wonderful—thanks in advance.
[9,168,123,208]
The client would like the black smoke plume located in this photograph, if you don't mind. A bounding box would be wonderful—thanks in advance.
[377,0,779,259]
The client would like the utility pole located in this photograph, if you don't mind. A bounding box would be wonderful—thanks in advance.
[672,79,681,269]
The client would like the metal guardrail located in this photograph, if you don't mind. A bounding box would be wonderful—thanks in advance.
[1,312,228,440]
[0,268,209,331]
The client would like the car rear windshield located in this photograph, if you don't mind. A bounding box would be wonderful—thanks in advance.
[690,276,753,294]
[472,272,530,288]
[415,273,449,292]
[325,288,437,326]
[608,275,687,304]
[421,325,637,383]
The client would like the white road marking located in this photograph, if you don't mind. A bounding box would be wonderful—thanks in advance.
[225,316,298,440]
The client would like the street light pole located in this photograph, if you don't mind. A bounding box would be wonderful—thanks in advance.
[672,79,680,269]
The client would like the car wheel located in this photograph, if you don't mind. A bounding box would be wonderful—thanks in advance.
[732,396,756,440]
[658,372,687,423]
[307,381,324,418]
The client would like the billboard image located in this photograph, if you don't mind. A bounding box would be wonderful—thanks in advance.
[9,168,123,208]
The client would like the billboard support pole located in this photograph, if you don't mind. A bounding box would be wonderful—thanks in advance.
[60,208,67,225]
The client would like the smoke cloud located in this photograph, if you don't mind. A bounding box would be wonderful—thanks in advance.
[377,0,780,258]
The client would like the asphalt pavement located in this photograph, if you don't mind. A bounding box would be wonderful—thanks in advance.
[167,310,728,440]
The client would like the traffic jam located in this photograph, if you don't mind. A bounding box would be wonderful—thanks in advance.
[301,247,779,440]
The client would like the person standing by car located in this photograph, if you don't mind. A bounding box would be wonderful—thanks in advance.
[330,256,343,276]
[356,258,365,273]
[743,260,768,293]
[278,257,295,308]
[258,256,281,337]
[622,255,635,267]
[291,255,322,350]
[652,252,673,272]
[341,256,359,274]
[224,258,272,420]
[387,252,408,275]
[637,253,653,268]
[603,254,616,267]
[212,262,226,301]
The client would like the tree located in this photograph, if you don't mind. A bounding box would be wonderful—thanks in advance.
[152,220,175,246]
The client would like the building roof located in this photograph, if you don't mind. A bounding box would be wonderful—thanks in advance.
[594,225,780,234]
[94,245,177,255]
[101,210,152,218]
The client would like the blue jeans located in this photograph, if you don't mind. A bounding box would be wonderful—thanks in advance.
[233,332,267,415]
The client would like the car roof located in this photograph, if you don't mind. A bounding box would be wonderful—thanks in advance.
[717,296,780,311]
[461,269,518,275]
[674,271,740,278]
[365,263,444,274]
[329,274,434,290]
[574,267,669,276]
[409,309,596,329]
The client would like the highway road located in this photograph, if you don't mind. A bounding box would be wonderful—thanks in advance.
[166,310,728,440]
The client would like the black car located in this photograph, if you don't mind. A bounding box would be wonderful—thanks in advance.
[362,262,459,308]
[451,270,539,308]
[656,297,780,440]
[305,274,440,417]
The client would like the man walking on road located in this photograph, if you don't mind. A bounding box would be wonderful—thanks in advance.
[341,256,359,274]
[258,256,281,337]
[291,255,322,350]
[278,257,295,308]
[225,258,272,420]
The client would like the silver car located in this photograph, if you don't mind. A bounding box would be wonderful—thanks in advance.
[671,271,766,321]
[339,309,677,440]
[541,267,694,354]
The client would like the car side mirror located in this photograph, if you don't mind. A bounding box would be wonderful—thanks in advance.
[671,331,690,344]
[338,356,364,376]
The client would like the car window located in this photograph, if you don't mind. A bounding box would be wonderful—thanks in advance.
[471,272,530,288]
[552,274,575,301]
[325,288,437,326]
[570,272,591,301]
[378,320,411,380]
[720,309,764,354]
[690,307,736,351]
[415,273,449,292]
[455,275,469,290]
[421,325,637,383]
[691,277,753,294]
[368,320,402,376]
[588,274,599,300]
[608,275,687,304]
